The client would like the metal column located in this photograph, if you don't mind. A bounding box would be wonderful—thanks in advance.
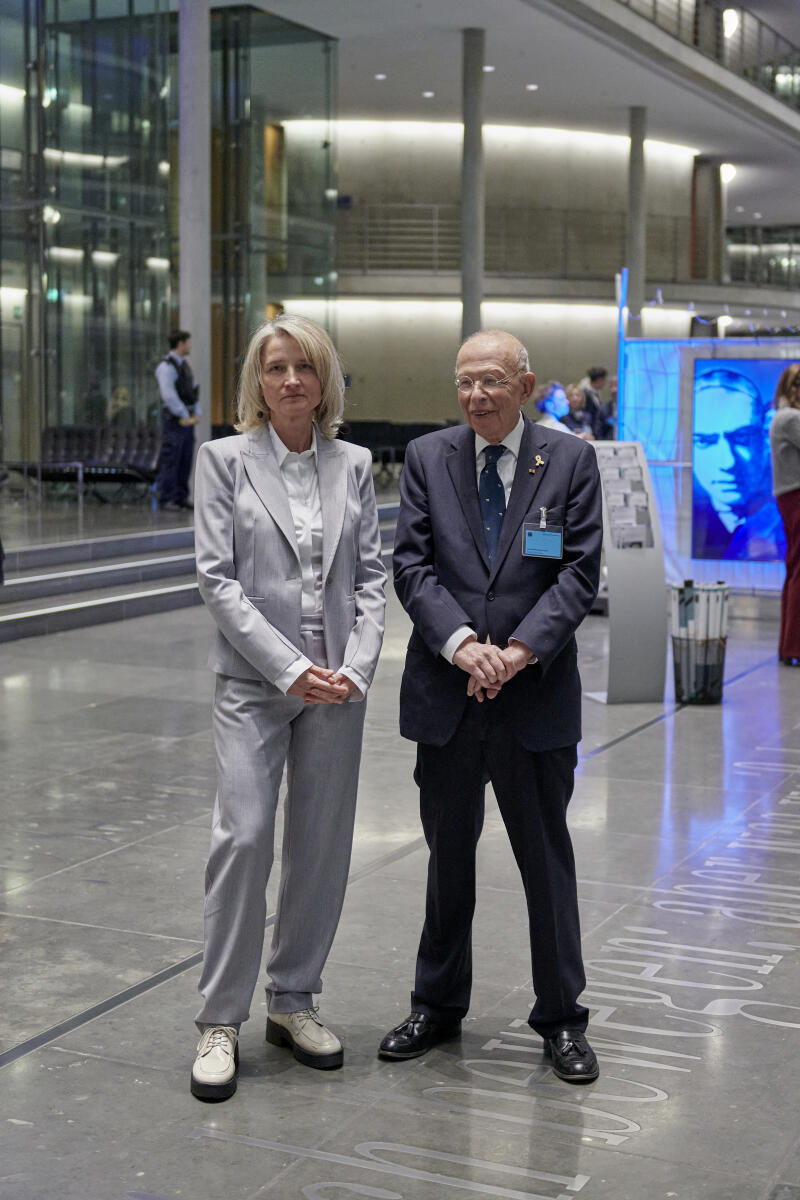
[626,106,647,339]
[461,28,485,343]
[178,0,211,448]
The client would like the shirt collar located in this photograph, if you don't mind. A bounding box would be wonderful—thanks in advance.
[269,422,318,467]
[474,413,524,462]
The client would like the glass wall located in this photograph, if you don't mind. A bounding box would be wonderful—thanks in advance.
[727,225,800,290]
[0,0,32,461]
[0,0,172,461]
[0,2,337,458]
[209,7,336,426]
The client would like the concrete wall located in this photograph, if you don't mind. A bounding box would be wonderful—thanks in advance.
[286,297,691,424]
[335,122,694,281]
[281,122,700,423]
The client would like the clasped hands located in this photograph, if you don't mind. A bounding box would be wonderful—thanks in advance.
[287,664,361,706]
[453,635,532,702]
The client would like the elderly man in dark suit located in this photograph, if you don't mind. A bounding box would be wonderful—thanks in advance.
[378,329,602,1082]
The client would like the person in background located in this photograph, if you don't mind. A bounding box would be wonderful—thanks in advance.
[190,313,386,1101]
[601,375,618,439]
[560,384,596,440]
[155,329,200,511]
[533,380,570,429]
[582,367,612,440]
[79,377,106,427]
[109,386,135,427]
[770,363,800,666]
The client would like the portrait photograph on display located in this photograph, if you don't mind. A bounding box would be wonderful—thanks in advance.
[691,358,787,562]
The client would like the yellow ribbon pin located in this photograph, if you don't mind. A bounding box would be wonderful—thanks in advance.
[535,454,545,467]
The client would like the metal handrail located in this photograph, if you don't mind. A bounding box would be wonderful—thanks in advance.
[613,0,800,112]
[338,203,800,291]
[337,203,690,282]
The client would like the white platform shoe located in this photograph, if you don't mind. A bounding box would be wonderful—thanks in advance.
[190,1025,239,1100]
[266,1008,343,1069]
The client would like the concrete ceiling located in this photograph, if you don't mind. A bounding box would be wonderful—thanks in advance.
[257,0,800,226]
[745,0,800,46]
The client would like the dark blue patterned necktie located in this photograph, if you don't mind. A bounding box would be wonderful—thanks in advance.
[479,444,507,562]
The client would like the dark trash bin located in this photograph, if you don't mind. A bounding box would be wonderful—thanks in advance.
[672,635,726,704]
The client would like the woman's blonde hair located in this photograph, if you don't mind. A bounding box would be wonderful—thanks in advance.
[773,363,800,410]
[235,313,345,439]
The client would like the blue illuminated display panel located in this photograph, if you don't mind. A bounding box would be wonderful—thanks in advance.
[691,359,786,562]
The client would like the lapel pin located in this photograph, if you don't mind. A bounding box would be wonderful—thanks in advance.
[535,454,545,467]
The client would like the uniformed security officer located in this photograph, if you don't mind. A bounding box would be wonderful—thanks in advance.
[155,329,200,510]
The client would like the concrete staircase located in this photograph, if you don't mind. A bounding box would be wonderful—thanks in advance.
[0,502,400,643]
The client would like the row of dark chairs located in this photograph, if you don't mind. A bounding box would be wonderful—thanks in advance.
[339,419,449,468]
[7,418,447,493]
[8,425,162,487]
[212,420,450,469]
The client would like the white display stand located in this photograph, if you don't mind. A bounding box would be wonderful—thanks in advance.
[586,440,667,704]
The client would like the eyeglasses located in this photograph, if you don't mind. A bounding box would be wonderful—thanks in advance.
[455,372,521,394]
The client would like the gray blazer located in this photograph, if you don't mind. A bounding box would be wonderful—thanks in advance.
[194,429,386,694]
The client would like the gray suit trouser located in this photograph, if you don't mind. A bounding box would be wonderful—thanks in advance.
[195,631,366,1028]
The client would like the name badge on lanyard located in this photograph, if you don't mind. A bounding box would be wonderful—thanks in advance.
[522,507,563,559]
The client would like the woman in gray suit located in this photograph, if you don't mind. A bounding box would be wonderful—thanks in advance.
[190,314,386,1100]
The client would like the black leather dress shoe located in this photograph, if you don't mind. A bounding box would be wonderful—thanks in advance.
[543,1030,599,1082]
[378,1012,461,1059]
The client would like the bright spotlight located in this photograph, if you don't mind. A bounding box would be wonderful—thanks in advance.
[723,9,740,39]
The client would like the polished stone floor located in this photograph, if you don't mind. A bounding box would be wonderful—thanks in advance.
[0,489,193,549]
[0,583,798,1200]
[0,476,401,550]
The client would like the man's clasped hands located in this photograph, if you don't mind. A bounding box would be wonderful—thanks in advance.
[453,635,532,702]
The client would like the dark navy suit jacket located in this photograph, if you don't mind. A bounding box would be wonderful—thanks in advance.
[393,416,603,752]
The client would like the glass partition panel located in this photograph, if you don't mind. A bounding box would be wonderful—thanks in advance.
[209,7,336,427]
[0,1,337,468]
[40,2,172,432]
[0,0,36,460]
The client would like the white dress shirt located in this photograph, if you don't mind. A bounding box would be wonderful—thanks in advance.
[269,425,324,694]
[270,424,324,627]
[269,425,365,698]
[154,353,202,419]
[441,414,535,665]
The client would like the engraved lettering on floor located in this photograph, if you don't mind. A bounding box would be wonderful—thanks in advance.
[188,774,800,1196]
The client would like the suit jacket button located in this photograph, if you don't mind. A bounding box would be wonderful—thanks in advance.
[487,591,495,601]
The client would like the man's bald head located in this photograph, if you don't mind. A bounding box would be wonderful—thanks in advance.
[457,329,530,376]
[454,329,536,444]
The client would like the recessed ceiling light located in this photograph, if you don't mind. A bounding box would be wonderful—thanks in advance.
[422,91,435,98]
[734,205,744,213]
[720,162,736,183]
[374,73,386,81]
[483,65,495,73]
[525,83,539,91]
[753,211,762,219]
